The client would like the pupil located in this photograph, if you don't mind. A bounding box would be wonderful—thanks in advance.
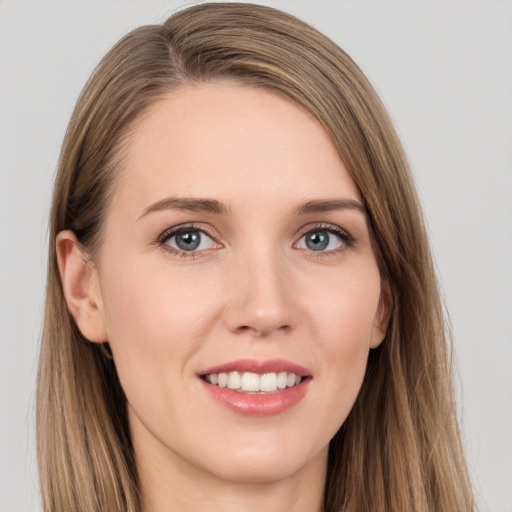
[306,231,329,251]
[176,231,201,251]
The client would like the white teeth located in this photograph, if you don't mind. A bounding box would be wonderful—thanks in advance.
[217,373,228,388]
[277,371,288,389]
[260,373,278,392]
[286,372,297,387]
[204,371,305,393]
[227,371,241,389]
[241,372,260,391]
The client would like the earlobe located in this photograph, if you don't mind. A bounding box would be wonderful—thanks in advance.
[56,230,108,343]
[370,281,392,349]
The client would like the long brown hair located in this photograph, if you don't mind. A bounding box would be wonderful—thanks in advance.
[37,3,475,510]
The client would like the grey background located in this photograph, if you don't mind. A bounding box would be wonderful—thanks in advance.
[1,1,511,511]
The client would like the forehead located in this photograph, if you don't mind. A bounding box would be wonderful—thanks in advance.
[113,82,360,214]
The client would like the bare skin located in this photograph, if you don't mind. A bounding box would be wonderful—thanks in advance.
[57,82,389,511]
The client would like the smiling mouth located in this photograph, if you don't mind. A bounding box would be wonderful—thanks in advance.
[199,360,311,415]
[202,371,305,393]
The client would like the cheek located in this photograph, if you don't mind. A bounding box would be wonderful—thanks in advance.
[97,262,226,450]
[98,260,220,394]
[102,257,215,341]
[307,269,381,422]
[312,265,381,349]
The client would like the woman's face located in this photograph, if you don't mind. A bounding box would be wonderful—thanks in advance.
[88,82,388,485]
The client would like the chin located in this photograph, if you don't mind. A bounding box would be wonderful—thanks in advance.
[198,440,327,485]
[206,460,303,485]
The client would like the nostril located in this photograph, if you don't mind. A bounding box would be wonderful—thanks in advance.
[235,323,291,336]
[222,279,297,336]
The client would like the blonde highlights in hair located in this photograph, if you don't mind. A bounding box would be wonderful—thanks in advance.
[38,3,475,510]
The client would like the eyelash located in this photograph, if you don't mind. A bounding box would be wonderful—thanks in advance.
[156,223,218,258]
[156,222,355,258]
[296,223,355,257]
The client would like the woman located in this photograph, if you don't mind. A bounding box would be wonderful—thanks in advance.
[37,2,475,511]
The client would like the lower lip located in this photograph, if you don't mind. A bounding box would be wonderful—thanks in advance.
[201,379,310,416]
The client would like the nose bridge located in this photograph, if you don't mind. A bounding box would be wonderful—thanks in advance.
[224,243,296,336]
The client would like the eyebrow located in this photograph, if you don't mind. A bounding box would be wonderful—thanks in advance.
[138,197,230,220]
[293,198,366,215]
[138,196,366,220]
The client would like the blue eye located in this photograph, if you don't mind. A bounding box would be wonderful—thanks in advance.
[164,229,216,252]
[296,227,350,252]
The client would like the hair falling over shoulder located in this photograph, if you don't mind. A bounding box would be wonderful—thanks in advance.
[37,3,476,511]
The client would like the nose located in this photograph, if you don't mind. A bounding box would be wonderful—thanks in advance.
[222,250,297,337]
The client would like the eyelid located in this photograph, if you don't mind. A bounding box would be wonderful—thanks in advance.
[294,223,355,252]
[156,223,222,255]
[155,221,355,258]
[296,222,351,237]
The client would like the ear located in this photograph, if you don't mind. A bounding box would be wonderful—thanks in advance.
[370,281,392,349]
[56,230,108,343]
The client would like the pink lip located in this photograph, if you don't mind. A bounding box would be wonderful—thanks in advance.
[201,379,310,416]
[198,359,311,417]
[200,358,310,377]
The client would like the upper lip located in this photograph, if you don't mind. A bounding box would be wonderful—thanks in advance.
[200,358,310,377]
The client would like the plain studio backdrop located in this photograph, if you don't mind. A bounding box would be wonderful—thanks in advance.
[0,1,511,511]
